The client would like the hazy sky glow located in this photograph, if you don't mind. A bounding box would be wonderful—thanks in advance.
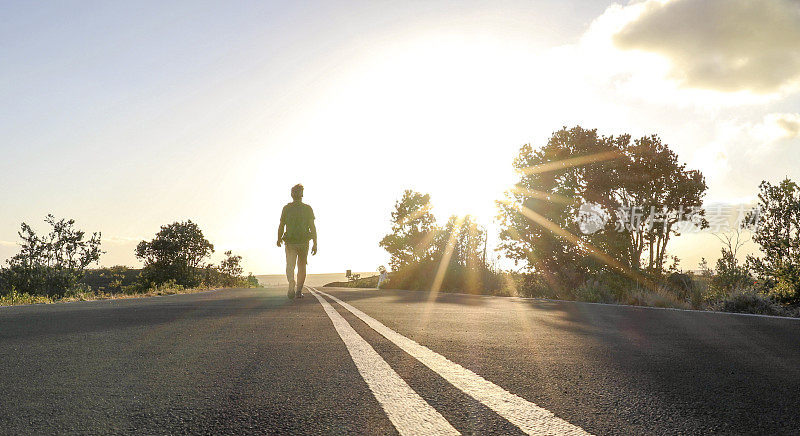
[3,0,800,274]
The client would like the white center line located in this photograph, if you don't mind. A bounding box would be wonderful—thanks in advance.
[309,289,459,436]
[314,288,592,436]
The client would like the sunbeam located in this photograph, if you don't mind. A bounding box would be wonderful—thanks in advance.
[507,185,575,205]
[517,150,622,176]
[416,216,466,330]
[500,198,658,293]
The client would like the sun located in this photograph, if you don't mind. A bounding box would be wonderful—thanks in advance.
[429,165,513,225]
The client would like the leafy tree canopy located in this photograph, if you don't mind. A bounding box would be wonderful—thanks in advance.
[379,190,438,270]
[497,126,707,289]
[0,214,102,296]
[746,178,800,303]
[135,220,214,287]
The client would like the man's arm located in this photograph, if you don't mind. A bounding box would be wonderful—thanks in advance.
[277,219,285,247]
[310,219,317,255]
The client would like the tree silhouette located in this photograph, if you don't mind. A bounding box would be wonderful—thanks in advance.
[136,220,214,287]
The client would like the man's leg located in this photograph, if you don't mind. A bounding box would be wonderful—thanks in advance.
[295,244,308,297]
[285,245,297,298]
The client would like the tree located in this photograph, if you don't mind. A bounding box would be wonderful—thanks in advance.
[135,220,214,287]
[497,126,707,292]
[379,190,438,270]
[612,135,708,272]
[218,250,244,278]
[0,214,102,296]
[217,250,244,287]
[746,178,800,303]
[499,130,591,289]
[711,228,753,295]
[434,215,486,268]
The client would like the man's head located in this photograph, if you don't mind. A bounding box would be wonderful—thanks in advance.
[291,184,304,201]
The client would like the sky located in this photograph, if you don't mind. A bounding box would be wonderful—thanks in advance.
[2,0,800,275]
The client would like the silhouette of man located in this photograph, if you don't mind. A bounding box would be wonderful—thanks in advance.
[277,184,317,299]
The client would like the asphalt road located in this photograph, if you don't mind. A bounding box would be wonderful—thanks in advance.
[1,286,799,435]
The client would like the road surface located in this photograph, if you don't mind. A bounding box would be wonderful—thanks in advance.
[1,286,799,434]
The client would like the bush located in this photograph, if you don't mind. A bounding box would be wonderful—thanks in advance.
[383,260,503,294]
[82,266,138,293]
[135,220,214,288]
[574,279,616,303]
[0,288,54,306]
[325,274,380,288]
[510,273,560,299]
[766,277,800,305]
[143,279,185,295]
[246,274,260,288]
[666,273,693,300]
[720,291,792,317]
[625,288,687,309]
[0,215,102,297]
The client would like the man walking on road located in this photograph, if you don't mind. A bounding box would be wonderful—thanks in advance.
[277,184,317,299]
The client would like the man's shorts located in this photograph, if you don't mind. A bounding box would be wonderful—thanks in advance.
[285,242,309,265]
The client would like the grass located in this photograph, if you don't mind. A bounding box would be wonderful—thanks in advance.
[328,269,799,318]
[0,283,227,307]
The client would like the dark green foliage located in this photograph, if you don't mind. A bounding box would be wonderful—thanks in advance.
[217,250,245,287]
[497,126,708,291]
[382,260,502,294]
[135,222,254,290]
[378,190,500,294]
[82,266,139,293]
[746,178,800,304]
[135,220,214,287]
[325,274,380,288]
[196,251,251,288]
[721,292,793,317]
[666,272,693,301]
[246,273,260,288]
[0,215,102,297]
[379,190,438,270]
[712,252,753,294]
[574,279,618,303]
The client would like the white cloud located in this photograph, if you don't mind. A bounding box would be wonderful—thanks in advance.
[738,112,800,152]
[612,0,800,94]
[764,113,800,139]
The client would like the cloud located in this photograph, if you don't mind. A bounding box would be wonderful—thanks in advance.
[768,113,800,139]
[752,113,800,142]
[612,0,800,94]
[0,240,18,247]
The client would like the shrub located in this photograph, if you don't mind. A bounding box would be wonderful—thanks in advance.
[720,291,791,317]
[767,277,800,305]
[383,260,503,294]
[0,288,54,306]
[666,272,693,300]
[135,220,214,287]
[144,279,185,295]
[0,215,102,297]
[511,273,561,299]
[246,274,260,288]
[574,279,616,303]
[625,288,687,309]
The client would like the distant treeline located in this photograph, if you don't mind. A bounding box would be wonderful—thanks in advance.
[0,218,258,304]
[378,126,800,317]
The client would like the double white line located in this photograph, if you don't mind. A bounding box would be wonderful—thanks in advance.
[310,287,591,436]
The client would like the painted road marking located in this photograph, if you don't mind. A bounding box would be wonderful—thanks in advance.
[309,289,459,435]
[314,288,592,436]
